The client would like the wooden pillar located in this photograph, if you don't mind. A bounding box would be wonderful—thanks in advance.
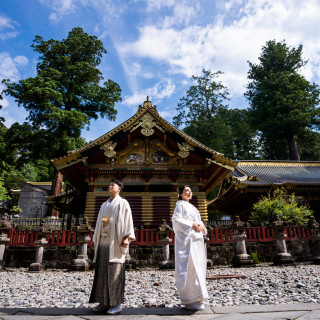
[50,171,63,217]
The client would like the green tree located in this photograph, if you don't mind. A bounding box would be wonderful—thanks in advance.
[0,93,4,123]
[173,69,234,157]
[245,40,320,160]
[296,128,320,161]
[173,69,260,159]
[224,108,261,160]
[0,177,9,200]
[250,188,313,226]
[2,27,121,158]
[3,169,25,192]
[20,163,39,182]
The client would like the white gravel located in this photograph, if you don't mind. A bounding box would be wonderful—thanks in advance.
[0,264,319,308]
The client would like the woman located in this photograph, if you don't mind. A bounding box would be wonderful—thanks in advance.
[172,185,208,311]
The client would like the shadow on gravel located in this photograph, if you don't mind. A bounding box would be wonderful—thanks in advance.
[0,307,212,316]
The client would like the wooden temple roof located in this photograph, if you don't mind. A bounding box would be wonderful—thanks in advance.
[52,98,236,170]
[232,161,320,186]
[208,161,320,217]
[51,98,237,194]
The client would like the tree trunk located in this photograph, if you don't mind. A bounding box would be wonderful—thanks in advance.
[287,135,300,161]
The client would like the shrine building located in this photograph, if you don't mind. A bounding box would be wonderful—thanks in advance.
[50,98,237,227]
[208,160,320,222]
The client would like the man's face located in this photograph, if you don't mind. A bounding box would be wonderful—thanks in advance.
[108,182,121,196]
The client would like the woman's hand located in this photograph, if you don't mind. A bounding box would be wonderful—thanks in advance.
[192,222,203,232]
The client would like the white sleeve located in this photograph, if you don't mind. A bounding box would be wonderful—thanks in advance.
[172,202,193,235]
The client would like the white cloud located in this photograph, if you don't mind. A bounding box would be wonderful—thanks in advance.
[142,0,176,11]
[38,0,77,22]
[118,0,320,100]
[158,110,172,119]
[39,0,122,23]
[0,16,18,40]
[13,56,29,65]
[0,52,29,125]
[123,79,175,107]
[0,52,26,81]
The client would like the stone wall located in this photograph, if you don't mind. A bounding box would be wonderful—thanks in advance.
[3,239,316,269]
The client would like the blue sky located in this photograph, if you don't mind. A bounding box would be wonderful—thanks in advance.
[1,0,320,142]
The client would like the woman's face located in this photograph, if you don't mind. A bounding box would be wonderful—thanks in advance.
[181,186,192,202]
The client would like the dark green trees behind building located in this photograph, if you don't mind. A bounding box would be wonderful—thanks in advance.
[245,40,320,160]
[173,69,259,159]
[175,41,320,161]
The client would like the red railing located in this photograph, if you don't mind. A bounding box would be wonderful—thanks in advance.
[7,226,310,247]
[285,226,310,240]
[7,230,88,247]
[246,227,274,242]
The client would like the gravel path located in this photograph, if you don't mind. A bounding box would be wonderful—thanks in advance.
[0,264,319,308]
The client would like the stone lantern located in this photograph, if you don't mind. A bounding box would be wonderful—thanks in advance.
[272,216,295,266]
[29,219,51,272]
[231,216,254,267]
[307,215,320,264]
[0,212,14,271]
[158,219,174,269]
[69,217,94,271]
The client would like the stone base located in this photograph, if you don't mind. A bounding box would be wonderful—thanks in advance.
[125,259,137,270]
[0,265,7,272]
[159,260,174,270]
[207,259,214,269]
[273,253,295,266]
[313,256,320,265]
[29,262,46,272]
[69,258,92,271]
[232,254,254,267]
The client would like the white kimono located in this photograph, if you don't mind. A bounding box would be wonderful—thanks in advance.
[92,195,135,263]
[172,200,208,304]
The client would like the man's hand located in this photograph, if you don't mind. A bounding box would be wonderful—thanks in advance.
[121,236,129,247]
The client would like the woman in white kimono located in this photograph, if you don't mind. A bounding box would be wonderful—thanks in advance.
[172,185,208,311]
[89,179,135,315]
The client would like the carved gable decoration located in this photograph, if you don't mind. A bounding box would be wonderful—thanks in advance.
[152,151,169,164]
[177,142,194,158]
[126,153,143,164]
[130,113,165,136]
[100,141,117,158]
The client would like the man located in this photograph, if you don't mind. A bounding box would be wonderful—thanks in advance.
[89,179,135,314]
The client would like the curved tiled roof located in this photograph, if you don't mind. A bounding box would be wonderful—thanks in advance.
[232,161,320,186]
[52,98,237,169]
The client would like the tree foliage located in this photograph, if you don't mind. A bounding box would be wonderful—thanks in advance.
[246,40,320,160]
[0,177,9,200]
[174,69,259,159]
[2,27,121,158]
[0,28,122,197]
[250,188,313,226]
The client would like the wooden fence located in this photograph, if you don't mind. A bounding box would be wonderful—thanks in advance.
[7,226,310,247]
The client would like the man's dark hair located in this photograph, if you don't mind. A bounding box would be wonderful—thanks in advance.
[112,179,124,191]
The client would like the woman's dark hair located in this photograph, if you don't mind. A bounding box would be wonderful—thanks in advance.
[178,185,190,200]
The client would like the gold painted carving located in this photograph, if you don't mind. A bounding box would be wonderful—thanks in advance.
[131,113,165,136]
[141,114,155,136]
[100,141,117,158]
[177,142,194,158]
